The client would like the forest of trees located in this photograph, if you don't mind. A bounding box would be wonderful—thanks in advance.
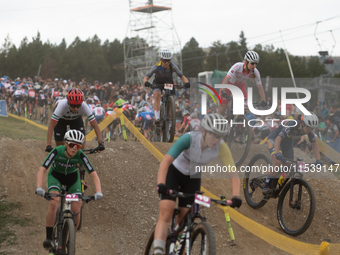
[0,31,332,83]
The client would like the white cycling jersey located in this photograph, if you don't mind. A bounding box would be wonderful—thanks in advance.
[173,131,223,175]
[189,118,201,131]
[226,62,262,87]
[94,107,105,116]
[51,99,95,122]
[13,90,23,96]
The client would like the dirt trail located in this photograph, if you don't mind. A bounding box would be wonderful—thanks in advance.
[0,138,339,255]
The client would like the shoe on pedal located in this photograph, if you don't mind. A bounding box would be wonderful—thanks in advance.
[43,239,53,249]
[155,119,160,127]
[262,187,273,196]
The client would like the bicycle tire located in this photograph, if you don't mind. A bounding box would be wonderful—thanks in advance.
[62,218,76,255]
[190,222,216,255]
[164,96,176,143]
[243,153,271,209]
[143,225,170,255]
[277,178,316,236]
[52,206,61,245]
[227,117,253,166]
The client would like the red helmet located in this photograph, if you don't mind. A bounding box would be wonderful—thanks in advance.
[67,88,84,105]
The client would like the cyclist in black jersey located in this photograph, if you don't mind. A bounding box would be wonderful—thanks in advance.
[263,112,323,195]
[143,49,190,127]
[36,130,103,249]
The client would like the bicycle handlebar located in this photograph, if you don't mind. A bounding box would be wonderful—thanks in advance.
[166,190,232,206]
[82,148,99,154]
[43,193,95,203]
[147,83,186,90]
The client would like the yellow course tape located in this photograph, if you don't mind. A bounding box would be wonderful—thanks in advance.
[8,113,48,130]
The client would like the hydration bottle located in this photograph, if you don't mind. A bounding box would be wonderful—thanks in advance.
[277,172,287,184]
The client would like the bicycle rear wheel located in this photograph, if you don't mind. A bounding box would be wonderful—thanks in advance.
[32,106,37,120]
[190,222,216,255]
[277,179,316,236]
[143,225,170,255]
[164,96,176,143]
[243,153,270,209]
[227,117,252,166]
[62,218,76,255]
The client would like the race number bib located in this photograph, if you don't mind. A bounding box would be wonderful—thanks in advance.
[164,83,173,90]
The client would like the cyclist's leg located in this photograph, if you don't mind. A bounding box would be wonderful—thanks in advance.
[45,171,62,246]
[68,171,82,229]
[154,164,181,254]
[153,89,162,123]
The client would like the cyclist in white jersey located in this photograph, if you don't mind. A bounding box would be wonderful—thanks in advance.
[188,112,201,131]
[218,51,267,115]
[153,113,242,255]
[93,103,106,123]
[46,88,104,152]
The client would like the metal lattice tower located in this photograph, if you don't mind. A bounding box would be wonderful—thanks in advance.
[124,0,181,85]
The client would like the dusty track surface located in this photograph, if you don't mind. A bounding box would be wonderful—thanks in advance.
[1,138,340,254]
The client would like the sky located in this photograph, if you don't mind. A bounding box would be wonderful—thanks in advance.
[1,0,340,58]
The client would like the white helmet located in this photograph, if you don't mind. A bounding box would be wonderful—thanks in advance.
[302,112,318,128]
[201,113,228,136]
[159,49,172,60]
[96,103,101,107]
[190,112,197,119]
[244,51,260,63]
[183,110,190,116]
[64,130,85,144]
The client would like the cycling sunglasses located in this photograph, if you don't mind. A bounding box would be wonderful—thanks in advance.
[250,62,258,66]
[69,103,81,109]
[66,141,82,150]
[161,59,171,63]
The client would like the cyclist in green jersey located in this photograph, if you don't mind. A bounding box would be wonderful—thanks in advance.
[153,113,242,255]
[36,130,103,249]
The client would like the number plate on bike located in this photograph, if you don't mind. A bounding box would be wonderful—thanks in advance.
[164,83,173,90]
[195,194,211,207]
[297,161,307,172]
[65,194,79,202]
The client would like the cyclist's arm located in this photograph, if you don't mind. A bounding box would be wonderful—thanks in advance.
[89,120,103,141]
[274,136,283,154]
[89,171,102,193]
[158,133,191,184]
[37,166,48,188]
[257,86,266,101]
[218,142,240,197]
[180,75,189,84]
[143,76,150,84]
[47,120,58,146]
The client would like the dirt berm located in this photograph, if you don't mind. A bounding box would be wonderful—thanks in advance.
[1,138,340,255]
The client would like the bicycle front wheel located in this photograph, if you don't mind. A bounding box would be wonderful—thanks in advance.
[243,153,270,209]
[227,117,253,166]
[190,222,216,255]
[164,96,176,143]
[62,218,76,255]
[277,179,316,236]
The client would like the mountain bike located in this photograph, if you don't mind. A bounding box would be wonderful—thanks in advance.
[143,191,233,255]
[243,153,316,236]
[15,99,22,116]
[135,120,155,142]
[222,91,261,166]
[8,99,15,114]
[149,84,185,143]
[42,188,94,255]
[41,104,49,124]
[30,102,37,120]
[77,147,99,231]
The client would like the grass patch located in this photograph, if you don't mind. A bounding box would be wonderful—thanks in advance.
[0,116,46,140]
[0,197,31,254]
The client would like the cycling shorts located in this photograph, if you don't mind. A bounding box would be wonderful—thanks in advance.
[47,169,81,194]
[38,99,47,107]
[13,95,23,102]
[95,115,104,124]
[219,84,247,105]
[28,97,36,104]
[54,116,85,141]
[143,119,153,130]
[160,164,201,208]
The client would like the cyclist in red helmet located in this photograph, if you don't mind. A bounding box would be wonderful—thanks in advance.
[45,88,105,152]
